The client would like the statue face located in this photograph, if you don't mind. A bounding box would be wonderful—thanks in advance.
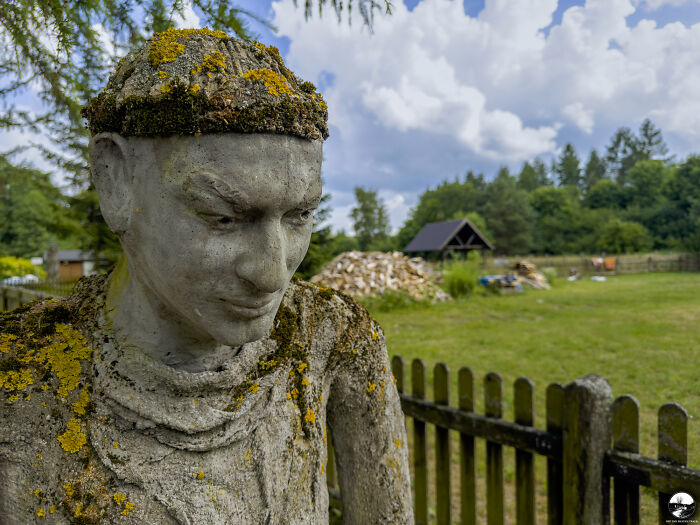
[119,134,322,347]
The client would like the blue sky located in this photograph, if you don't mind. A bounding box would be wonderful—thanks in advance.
[4,0,700,233]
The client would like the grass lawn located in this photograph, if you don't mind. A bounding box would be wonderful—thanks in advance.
[364,272,699,522]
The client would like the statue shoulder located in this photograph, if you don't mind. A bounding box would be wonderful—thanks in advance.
[286,277,373,324]
[0,288,99,460]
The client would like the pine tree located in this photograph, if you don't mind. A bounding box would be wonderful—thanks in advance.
[583,149,607,194]
[554,143,582,188]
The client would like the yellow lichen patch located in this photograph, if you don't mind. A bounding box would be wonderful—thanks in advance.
[259,358,277,370]
[202,51,226,73]
[0,333,18,353]
[58,417,87,454]
[8,394,18,402]
[157,70,169,80]
[74,502,83,517]
[63,483,74,496]
[35,453,42,466]
[249,382,259,394]
[243,68,293,97]
[296,363,307,373]
[366,382,376,393]
[195,471,205,480]
[113,492,126,505]
[41,384,49,391]
[395,440,402,449]
[36,324,91,398]
[286,392,292,400]
[372,332,379,341]
[190,84,201,94]
[301,377,310,387]
[289,388,299,400]
[0,368,34,391]
[121,501,134,515]
[148,27,228,67]
[323,428,327,445]
[36,507,45,518]
[304,408,316,424]
[32,488,43,498]
[112,442,120,449]
[49,505,55,514]
[72,388,89,415]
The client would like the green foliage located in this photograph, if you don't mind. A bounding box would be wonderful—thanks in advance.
[582,149,607,194]
[0,157,82,258]
[517,159,550,192]
[484,170,534,255]
[350,186,391,251]
[596,219,652,254]
[0,256,46,280]
[441,251,483,298]
[554,143,582,188]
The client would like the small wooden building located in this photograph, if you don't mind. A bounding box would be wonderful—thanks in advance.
[48,250,96,280]
[404,218,494,259]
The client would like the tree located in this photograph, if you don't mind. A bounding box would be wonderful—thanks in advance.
[529,186,582,254]
[517,160,549,192]
[605,120,669,185]
[554,143,582,188]
[596,219,651,254]
[0,156,81,258]
[484,170,534,255]
[585,179,625,210]
[637,118,670,162]
[351,187,391,251]
[582,149,607,194]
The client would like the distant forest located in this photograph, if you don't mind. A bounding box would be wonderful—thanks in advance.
[2,119,699,279]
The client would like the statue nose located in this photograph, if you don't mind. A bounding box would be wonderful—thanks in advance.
[236,222,288,294]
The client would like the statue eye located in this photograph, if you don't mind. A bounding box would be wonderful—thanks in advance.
[219,217,232,225]
[285,209,313,226]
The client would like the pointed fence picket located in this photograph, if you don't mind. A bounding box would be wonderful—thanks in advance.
[329,356,700,524]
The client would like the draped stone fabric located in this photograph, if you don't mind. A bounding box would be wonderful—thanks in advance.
[0,274,413,524]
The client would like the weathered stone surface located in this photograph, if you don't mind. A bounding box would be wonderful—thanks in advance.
[0,276,412,523]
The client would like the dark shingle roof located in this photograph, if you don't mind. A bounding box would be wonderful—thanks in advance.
[404,218,494,253]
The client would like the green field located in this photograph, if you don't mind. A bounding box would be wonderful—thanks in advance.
[364,272,699,521]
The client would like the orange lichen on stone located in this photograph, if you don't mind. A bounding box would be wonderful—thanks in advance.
[366,382,376,393]
[72,388,89,415]
[121,501,134,515]
[113,493,126,506]
[35,324,92,398]
[148,27,228,67]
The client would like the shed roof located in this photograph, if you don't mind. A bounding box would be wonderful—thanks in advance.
[54,250,94,262]
[404,218,494,253]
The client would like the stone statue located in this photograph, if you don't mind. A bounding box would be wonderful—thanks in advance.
[0,29,412,524]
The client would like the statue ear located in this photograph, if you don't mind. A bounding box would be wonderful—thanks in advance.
[89,133,133,235]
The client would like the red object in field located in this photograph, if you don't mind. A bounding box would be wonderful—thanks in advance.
[604,257,616,271]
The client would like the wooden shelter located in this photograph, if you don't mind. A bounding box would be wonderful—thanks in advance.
[403,218,494,259]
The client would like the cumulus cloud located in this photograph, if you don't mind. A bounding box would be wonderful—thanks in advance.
[270,0,700,231]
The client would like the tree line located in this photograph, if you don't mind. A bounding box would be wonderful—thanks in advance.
[338,119,700,268]
[3,120,699,278]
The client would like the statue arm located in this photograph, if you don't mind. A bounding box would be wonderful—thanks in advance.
[327,321,413,524]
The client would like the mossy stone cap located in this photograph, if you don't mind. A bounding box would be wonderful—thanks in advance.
[82,28,328,141]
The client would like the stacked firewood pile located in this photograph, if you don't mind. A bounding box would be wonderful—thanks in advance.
[311,251,451,302]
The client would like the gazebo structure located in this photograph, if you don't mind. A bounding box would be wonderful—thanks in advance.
[404,218,494,259]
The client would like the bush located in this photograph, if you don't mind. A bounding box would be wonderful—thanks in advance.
[541,266,559,287]
[0,256,47,280]
[441,251,483,298]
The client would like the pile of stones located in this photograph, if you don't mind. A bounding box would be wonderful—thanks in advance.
[311,251,451,302]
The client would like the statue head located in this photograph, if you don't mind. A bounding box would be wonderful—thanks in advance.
[83,30,328,365]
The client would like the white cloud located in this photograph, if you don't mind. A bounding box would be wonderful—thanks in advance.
[635,0,700,9]
[271,0,700,230]
[173,1,201,28]
[562,103,595,133]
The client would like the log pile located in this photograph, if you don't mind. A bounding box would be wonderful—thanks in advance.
[311,251,451,302]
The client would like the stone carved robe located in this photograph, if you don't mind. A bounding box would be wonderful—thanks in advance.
[0,274,412,524]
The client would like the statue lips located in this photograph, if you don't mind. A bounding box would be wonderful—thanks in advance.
[223,296,277,320]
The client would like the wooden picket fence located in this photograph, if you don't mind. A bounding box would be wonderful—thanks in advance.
[327,356,700,524]
[0,285,46,312]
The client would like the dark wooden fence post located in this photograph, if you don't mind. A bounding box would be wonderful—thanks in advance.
[485,372,504,525]
[657,403,688,524]
[459,367,477,525]
[562,375,612,525]
[434,363,451,525]
[612,395,640,525]
[546,383,564,525]
[412,358,428,525]
[392,355,406,430]
[515,377,536,525]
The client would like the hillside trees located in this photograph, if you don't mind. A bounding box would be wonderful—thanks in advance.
[350,187,392,251]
